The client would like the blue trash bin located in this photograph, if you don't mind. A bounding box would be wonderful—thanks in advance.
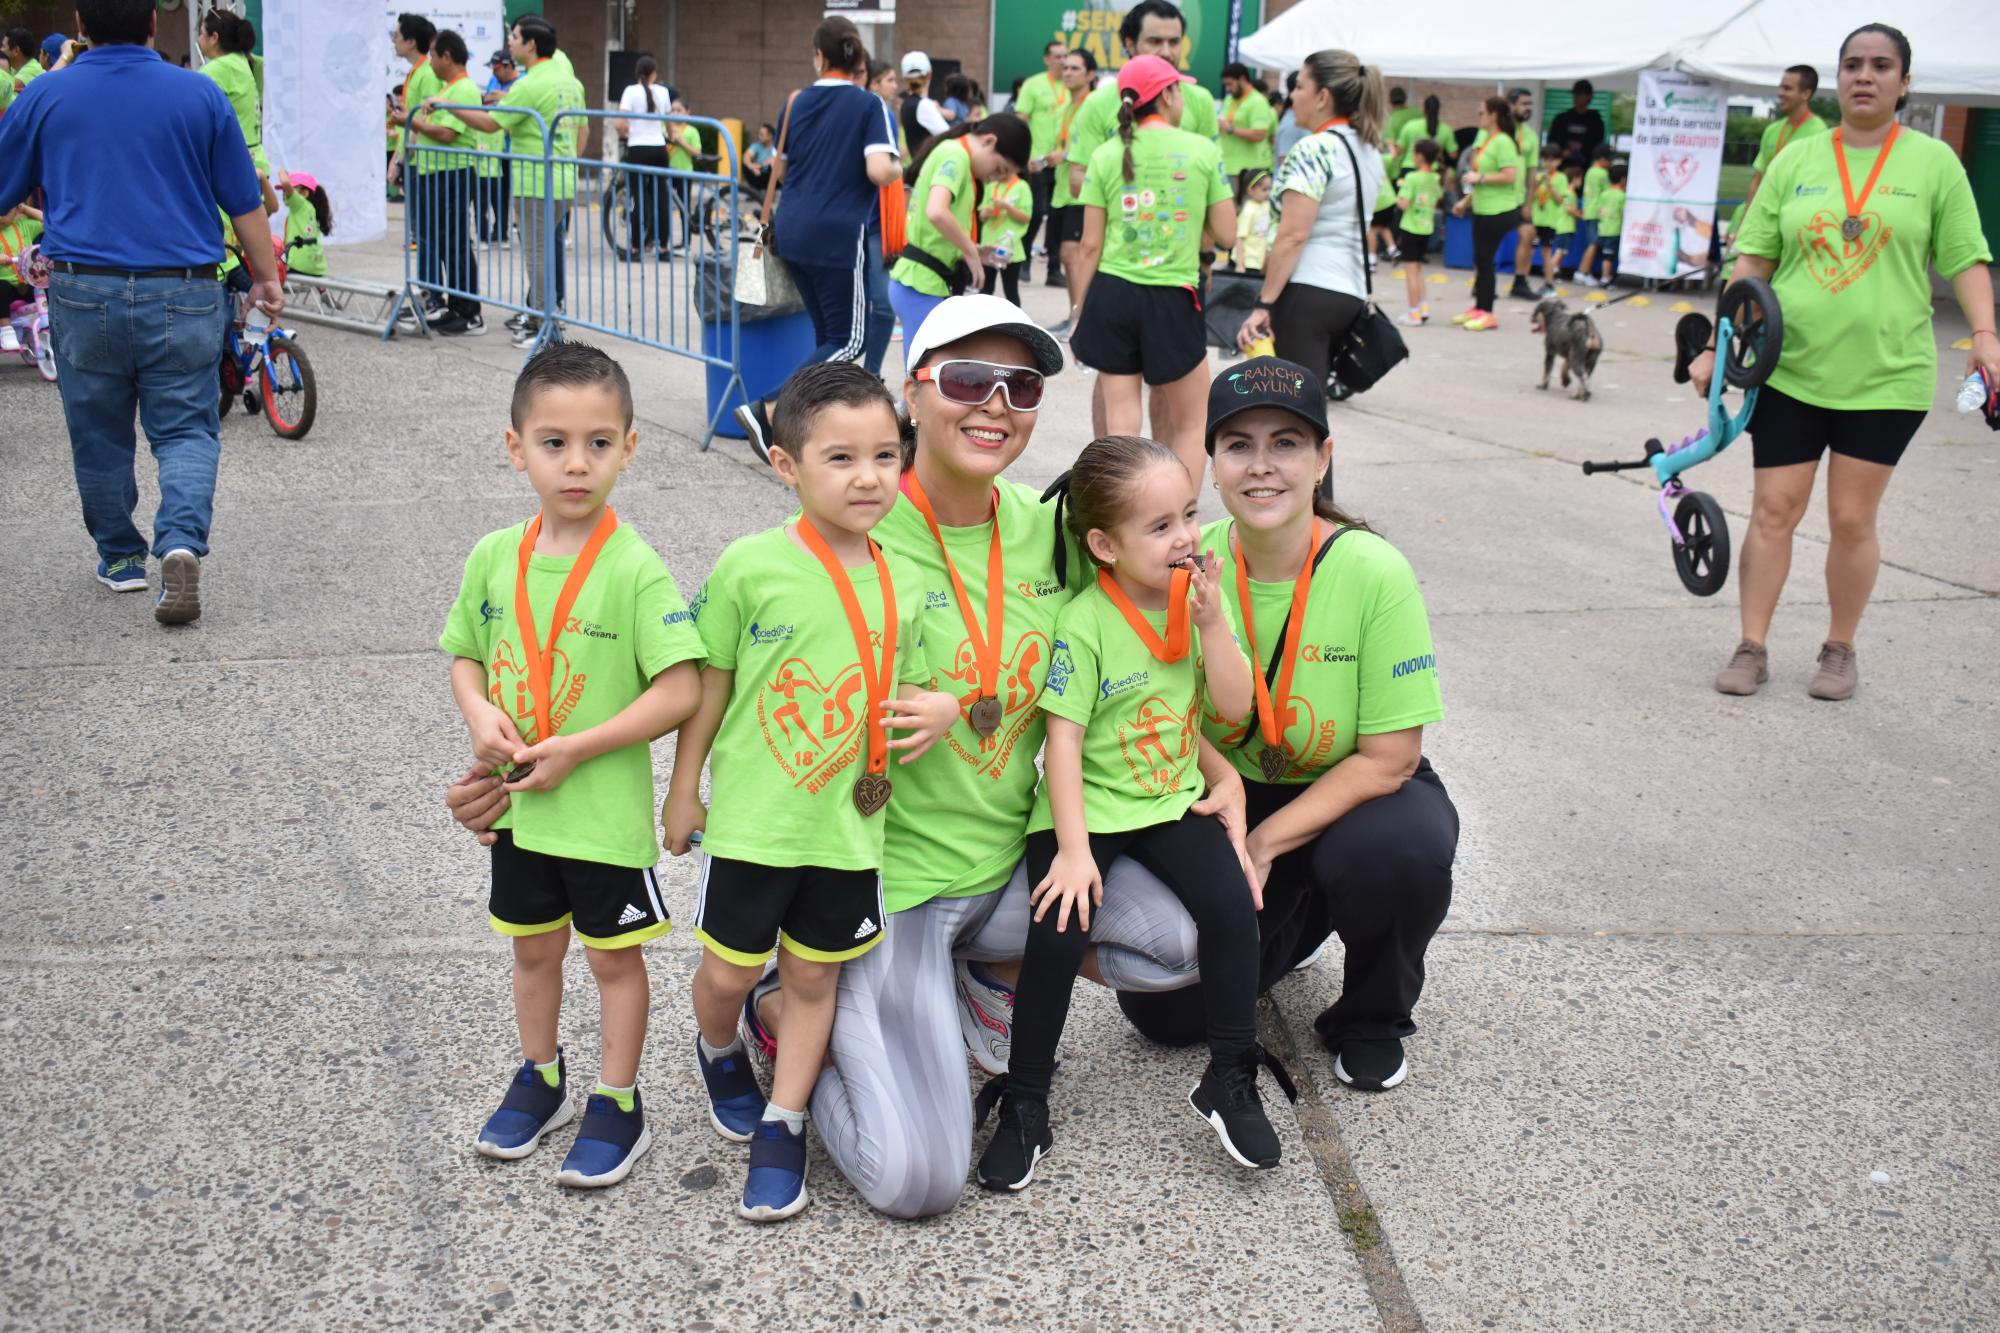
[1442,213,1517,274]
[703,310,818,438]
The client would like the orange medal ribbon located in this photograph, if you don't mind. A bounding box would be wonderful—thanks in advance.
[1832,124,1899,242]
[513,507,619,746]
[902,473,1006,737]
[1231,519,1320,780]
[795,516,899,815]
[1313,117,1349,134]
[1772,109,1812,157]
[1096,567,1192,663]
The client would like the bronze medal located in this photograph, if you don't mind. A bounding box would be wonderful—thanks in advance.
[852,772,893,816]
[969,695,1004,737]
[1259,746,1289,783]
[1840,215,1864,242]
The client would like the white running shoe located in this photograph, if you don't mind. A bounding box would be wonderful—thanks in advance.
[953,958,1013,1076]
[0,325,18,353]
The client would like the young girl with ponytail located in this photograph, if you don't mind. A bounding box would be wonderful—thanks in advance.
[1069,55,1236,484]
[887,113,1031,361]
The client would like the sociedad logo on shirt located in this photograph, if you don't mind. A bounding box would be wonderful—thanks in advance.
[478,598,505,625]
[749,620,795,644]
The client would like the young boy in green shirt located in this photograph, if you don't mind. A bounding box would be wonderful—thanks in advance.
[1587,163,1626,287]
[441,343,706,1188]
[1528,144,1574,297]
[1577,146,1614,286]
[1394,139,1444,326]
[664,361,955,1223]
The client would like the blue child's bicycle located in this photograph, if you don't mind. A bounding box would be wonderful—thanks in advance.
[1581,278,1783,596]
[217,244,317,439]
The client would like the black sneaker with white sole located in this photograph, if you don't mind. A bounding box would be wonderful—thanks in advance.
[1189,1045,1298,1169]
[1333,1037,1408,1091]
[733,397,774,465]
[505,312,531,332]
[973,1076,1051,1192]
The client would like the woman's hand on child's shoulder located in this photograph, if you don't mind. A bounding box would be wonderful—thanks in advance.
[1032,847,1104,933]
[882,688,960,764]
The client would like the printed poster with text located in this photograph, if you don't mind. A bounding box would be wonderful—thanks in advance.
[1623,70,1727,281]
[991,0,1263,109]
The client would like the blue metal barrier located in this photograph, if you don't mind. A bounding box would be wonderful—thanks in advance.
[405,106,746,447]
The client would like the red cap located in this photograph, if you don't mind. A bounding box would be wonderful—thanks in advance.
[1117,54,1194,106]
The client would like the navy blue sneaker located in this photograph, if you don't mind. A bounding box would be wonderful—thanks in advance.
[738,1118,809,1222]
[475,1053,576,1160]
[96,555,147,593]
[697,1036,765,1143]
[556,1088,651,1189]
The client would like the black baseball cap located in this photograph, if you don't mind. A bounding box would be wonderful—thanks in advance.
[1205,356,1328,453]
[489,49,513,66]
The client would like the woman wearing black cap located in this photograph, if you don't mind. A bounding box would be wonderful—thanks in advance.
[1117,356,1459,1091]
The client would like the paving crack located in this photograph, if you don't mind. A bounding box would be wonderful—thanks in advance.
[1260,996,1423,1333]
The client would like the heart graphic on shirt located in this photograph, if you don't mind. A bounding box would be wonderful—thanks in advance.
[1118,690,1201,797]
[757,657,867,790]
[1654,154,1698,195]
[487,640,581,745]
[937,629,1053,775]
[1203,694,1332,781]
[1796,209,1889,292]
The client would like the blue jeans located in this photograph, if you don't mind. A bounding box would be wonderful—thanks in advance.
[48,271,228,562]
[861,223,894,377]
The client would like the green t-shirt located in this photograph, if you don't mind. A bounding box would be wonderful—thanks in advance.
[1752,112,1828,175]
[0,212,42,261]
[1081,123,1229,288]
[397,59,443,164]
[1395,167,1443,237]
[493,53,585,199]
[282,191,324,276]
[870,481,1085,911]
[1197,521,1443,784]
[1511,123,1539,209]
[1070,80,1221,197]
[1016,70,1071,163]
[668,121,702,172]
[982,175,1032,261]
[1394,117,1453,176]
[1598,186,1625,237]
[1029,580,1240,836]
[1468,128,1522,216]
[1218,88,1277,179]
[1734,129,1992,412]
[1049,89,1091,207]
[202,52,267,174]
[439,520,705,869]
[891,137,977,297]
[14,58,43,89]
[1581,164,1609,221]
[1531,169,1573,230]
[473,77,516,178]
[1383,105,1420,174]
[691,524,931,872]
[411,73,476,175]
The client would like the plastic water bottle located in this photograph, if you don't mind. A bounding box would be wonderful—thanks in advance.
[244,304,271,344]
[1956,368,1990,414]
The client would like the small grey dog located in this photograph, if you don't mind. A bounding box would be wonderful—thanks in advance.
[1531,297,1603,401]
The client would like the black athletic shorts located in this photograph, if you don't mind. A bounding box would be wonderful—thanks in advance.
[1370,206,1398,232]
[1051,204,1084,245]
[694,856,887,967]
[1395,228,1431,261]
[1071,272,1207,385]
[1535,225,1558,248]
[1748,384,1926,470]
[488,829,671,949]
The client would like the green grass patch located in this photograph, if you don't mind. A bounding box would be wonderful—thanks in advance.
[1339,1203,1383,1251]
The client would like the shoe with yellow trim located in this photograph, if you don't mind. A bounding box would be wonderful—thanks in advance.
[475,1050,576,1160]
[556,1086,651,1188]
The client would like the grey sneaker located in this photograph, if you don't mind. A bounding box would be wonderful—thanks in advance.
[1808,641,1858,700]
[154,548,201,625]
[1713,639,1768,695]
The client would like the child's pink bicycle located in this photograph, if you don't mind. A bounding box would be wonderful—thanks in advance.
[5,245,57,383]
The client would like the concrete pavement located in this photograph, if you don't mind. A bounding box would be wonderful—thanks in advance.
[2,218,1994,1330]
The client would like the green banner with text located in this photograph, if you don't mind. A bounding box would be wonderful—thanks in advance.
[994,0,1264,104]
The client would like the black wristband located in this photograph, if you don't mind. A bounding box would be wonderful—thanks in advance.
[1254,300,1274,311]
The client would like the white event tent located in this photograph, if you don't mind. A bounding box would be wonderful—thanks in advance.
[1240,0,2000,103]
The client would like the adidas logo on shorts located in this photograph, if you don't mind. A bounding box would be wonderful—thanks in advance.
[617,903,647,927]
[853,917,879,940]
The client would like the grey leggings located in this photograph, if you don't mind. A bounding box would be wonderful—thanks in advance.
[809,856,1199,1219]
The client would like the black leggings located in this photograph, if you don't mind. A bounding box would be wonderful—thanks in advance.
[981,261,1021,304]
[1270,283,1366,385]
[1118,760,1458,1050]
[1471,211,1515,312]
[1010,814,1260,1100]
[622,144,674,251]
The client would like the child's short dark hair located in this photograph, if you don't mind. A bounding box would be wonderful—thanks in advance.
[1412,138,1439,166]
[1592,145,1614,163]
[510,341,633,429]
[1540,143,1563,162]
[1608,163,1628,186]
[770,362,898,461]
[1064,435,1182,567]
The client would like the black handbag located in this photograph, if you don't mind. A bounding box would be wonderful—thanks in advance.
[1327,130,1408,394]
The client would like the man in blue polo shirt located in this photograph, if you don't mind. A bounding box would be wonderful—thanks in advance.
[0,0,279,627]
